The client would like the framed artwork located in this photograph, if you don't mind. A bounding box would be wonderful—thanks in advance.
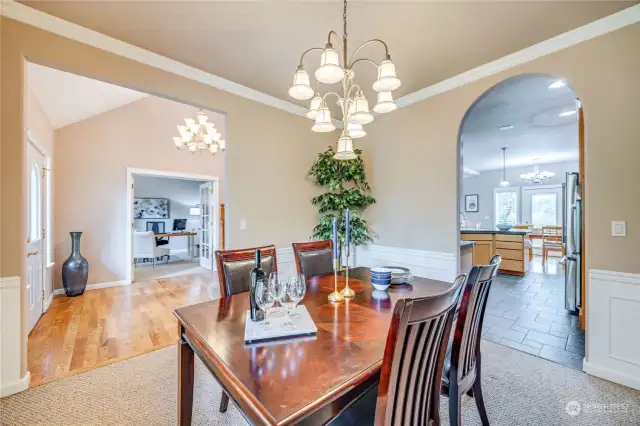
[465,194,479,212]
[134,198,169,219]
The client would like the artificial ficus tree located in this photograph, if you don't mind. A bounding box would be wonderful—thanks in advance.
[307,146,376,255]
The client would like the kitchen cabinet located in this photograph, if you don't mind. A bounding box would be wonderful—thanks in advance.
[461,231,530,276]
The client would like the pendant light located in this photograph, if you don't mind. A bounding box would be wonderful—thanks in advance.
[499,147,510,187]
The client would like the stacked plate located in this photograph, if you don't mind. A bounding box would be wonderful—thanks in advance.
[382,266,412,285]
[369,267,392,290]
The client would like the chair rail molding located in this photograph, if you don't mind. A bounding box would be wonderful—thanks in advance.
[355,245,457,283]
[583,269,640,391]
[0,276,31,397]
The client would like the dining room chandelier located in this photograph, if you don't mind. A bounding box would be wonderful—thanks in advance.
[173,110,225,155]
[520,165,555,183]
[288,0,401,160]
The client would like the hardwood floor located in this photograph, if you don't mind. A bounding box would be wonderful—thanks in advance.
[28,272,217,387]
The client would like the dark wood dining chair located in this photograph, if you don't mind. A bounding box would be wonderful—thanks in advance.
[441,254,501,426]
[329,274,467,426]
[213,245,277,413]
[215,245,278,298]
[292,240,334,278]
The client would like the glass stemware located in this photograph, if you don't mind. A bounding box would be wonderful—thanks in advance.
[288,274,306,318]
[255,279,274,328]
[268,272,288,318]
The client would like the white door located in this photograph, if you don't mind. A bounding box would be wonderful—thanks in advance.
[130,174,136,282]
[26,142,45,333]
[522,185,563,227]
[199,182,216,270]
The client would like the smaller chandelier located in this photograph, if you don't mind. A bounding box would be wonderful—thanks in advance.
[520,166,555,183]
[173,110,225,155]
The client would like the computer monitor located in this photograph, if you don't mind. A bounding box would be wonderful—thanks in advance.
[173,219,187,231]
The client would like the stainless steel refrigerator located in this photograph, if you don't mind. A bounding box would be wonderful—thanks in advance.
[563,172,582,314]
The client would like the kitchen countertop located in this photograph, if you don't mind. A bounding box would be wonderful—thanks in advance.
[460,240,476,248]
[460,228,529,235]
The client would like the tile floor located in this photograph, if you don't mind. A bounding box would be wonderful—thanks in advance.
[482,257,585,370]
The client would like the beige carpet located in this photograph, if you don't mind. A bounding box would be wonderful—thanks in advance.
[2,340,639,425]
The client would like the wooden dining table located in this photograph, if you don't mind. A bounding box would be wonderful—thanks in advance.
[174,267,452,426]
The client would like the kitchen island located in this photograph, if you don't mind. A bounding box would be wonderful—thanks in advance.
[460,228,530,276]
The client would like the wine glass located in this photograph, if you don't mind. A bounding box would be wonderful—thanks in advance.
[268,272,287,318]
[255,279,274,328]
[288,274,306,318]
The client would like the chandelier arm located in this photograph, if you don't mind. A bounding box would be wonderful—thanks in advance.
[327,30,345,67]
[321,92,342,104]
[298,47,325,66]
[348,39,390,65]
[346,83,362,100]
[349,58,379,71]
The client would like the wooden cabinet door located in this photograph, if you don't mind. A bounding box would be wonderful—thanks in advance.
[473,241,494,266]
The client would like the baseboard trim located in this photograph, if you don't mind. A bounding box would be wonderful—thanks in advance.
[583,359,640,391]
[53,279,131,295]
[0,371,30,398]
[44,291,54,311]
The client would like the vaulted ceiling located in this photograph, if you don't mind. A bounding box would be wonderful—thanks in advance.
[461,74,579,173]
[20,1,633,112]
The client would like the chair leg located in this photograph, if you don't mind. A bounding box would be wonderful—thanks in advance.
[219,391,229,413]
[473,355,490,426]
[448,384,461,426]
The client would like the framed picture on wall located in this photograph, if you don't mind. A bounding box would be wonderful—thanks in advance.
[134,198,169,219]
[465,194,479,212]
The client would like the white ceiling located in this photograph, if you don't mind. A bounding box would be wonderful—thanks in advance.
[461,74,579,173]
[27,62,148,129]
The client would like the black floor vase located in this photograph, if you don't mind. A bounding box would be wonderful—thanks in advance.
[62,232,89,297]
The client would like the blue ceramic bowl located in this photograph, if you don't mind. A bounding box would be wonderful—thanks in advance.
[371,276,391,285]
[370,272,392,278]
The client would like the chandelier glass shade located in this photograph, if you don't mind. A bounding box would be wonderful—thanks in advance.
[173,110,225,155]
[289,0,400,160]
[520,166,555,183]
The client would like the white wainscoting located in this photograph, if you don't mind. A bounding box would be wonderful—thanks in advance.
[584,269,640,390]
[355,245,457,283]
[276,247,295,276]
[0,276,31,397]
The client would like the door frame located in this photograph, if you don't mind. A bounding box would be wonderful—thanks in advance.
[125,167,220,284]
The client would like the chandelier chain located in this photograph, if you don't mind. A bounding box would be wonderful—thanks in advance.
[343,0,348,39]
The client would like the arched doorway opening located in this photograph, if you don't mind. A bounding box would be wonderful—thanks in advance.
[457,73,586,370]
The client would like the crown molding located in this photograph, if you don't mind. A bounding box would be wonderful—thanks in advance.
[3,1,639,118]
[1,0,312,118]
[396,4,640,108]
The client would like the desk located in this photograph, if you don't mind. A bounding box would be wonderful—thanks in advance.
[155,232,197,258]
[174,267,451,425]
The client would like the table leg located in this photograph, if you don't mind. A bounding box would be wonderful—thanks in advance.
[188,235,194,259]
[178,335,195,426]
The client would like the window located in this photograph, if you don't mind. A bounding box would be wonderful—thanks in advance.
[494,188,519,227]
[29,164,41,242]
[531,194,558,227]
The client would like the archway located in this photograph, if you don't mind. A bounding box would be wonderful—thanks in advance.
[456,73,586,370]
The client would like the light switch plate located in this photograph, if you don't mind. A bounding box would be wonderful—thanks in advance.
[240,219,247,231]
[611,221,626,237]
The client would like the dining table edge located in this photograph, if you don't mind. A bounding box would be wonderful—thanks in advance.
[174,309,280,426]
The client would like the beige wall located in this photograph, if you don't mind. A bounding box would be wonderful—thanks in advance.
[365,23,640,274]
[53,96,226,287]
[1,18,333,375]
